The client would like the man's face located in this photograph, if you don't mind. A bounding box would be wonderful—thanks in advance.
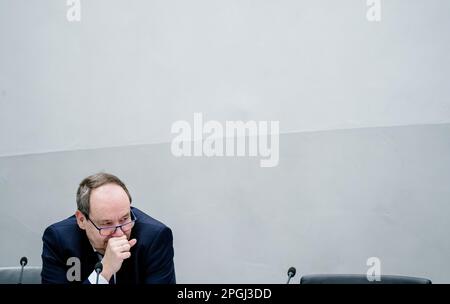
[76,183,133,254]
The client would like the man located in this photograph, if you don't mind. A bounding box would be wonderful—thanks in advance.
[41,172,176,284]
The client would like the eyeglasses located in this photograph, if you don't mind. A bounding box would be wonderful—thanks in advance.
[87,210,137,236]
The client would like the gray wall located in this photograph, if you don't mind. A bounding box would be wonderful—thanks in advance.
[1,0,449,283]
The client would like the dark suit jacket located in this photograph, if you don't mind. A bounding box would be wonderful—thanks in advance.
[41,207,176,284]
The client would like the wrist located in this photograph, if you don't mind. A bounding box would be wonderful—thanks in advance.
[100,264,113,281]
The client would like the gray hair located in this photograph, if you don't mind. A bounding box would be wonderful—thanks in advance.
[76,172,132,217]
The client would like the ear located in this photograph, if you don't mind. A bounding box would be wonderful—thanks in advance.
[75,210,87,230]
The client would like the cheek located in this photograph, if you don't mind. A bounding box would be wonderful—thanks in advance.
[126,229,133,239]
[96,234,108,245]
[86,227,105,245]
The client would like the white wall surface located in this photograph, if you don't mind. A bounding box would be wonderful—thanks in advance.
[1,0,449,283]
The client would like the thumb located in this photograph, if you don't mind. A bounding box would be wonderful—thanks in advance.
[129,238,137,247]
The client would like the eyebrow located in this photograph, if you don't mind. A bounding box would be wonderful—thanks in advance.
[99,212,130,224]
[120,212,130,219]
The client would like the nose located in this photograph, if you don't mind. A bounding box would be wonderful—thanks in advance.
[112,226,125,237]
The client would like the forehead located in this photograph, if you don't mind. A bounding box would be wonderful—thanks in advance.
[89,183,130,220]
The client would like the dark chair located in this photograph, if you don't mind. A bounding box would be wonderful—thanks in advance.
[0,266,42,284]
[300,274,432,284]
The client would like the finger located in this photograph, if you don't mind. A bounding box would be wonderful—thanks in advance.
[110,235,127,240]
[107,236,127,246]
[129,239,137,248]
[121,252,131,259]
[110,238,129,247]
[119,243,131,252]
[112,244,129,254]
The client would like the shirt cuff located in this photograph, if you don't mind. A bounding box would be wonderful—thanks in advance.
[88,270,109,284]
